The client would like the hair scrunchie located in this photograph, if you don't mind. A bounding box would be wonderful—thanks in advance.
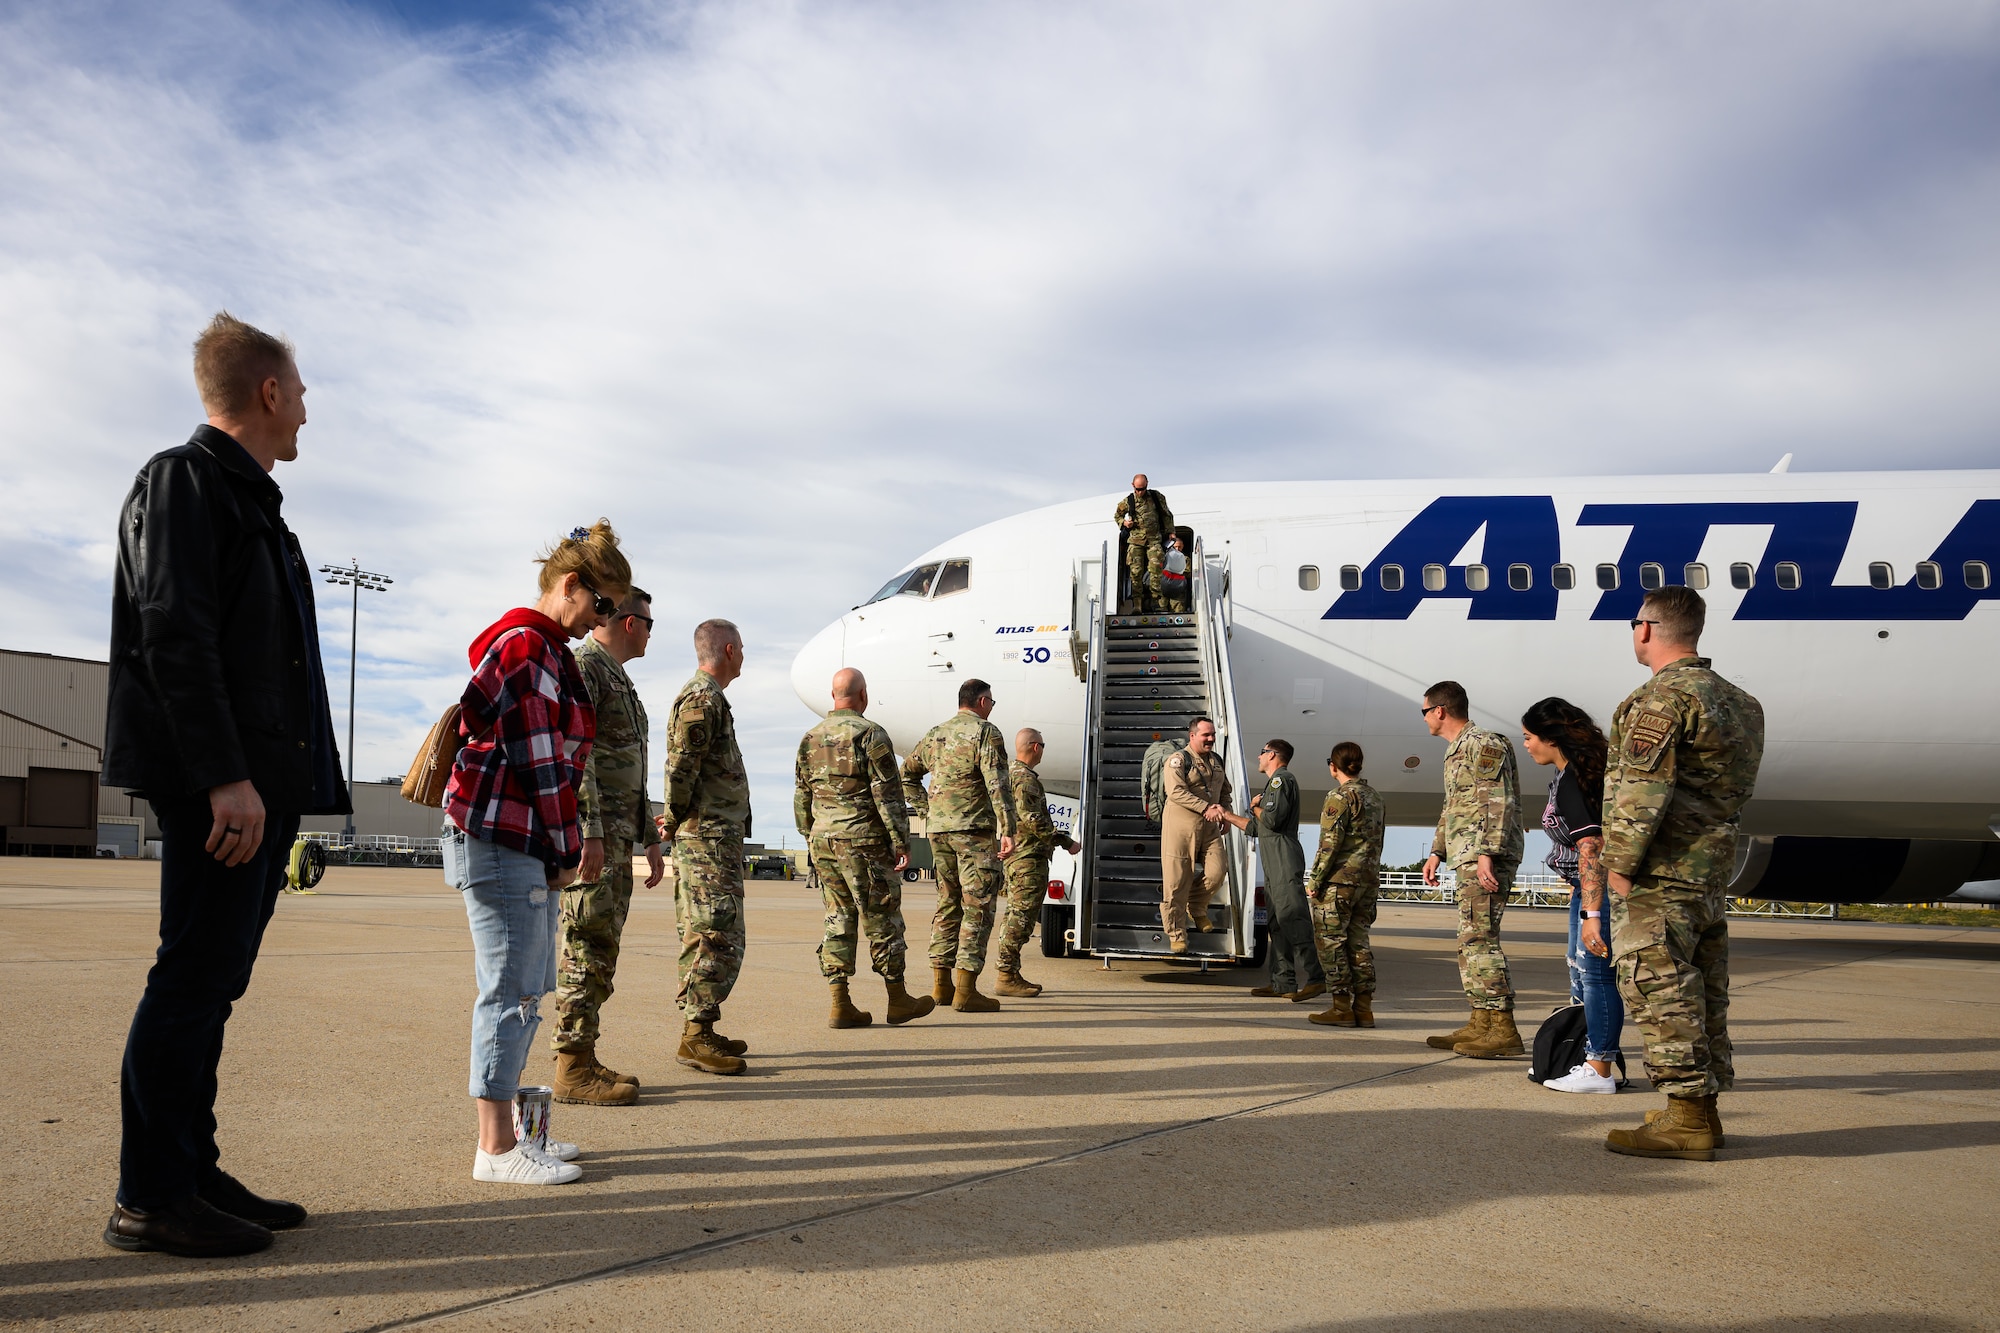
[568,526,591,542]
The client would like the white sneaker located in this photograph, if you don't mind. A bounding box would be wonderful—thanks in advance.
[474,1144,582,1185]
[540,1139,580,1162]
[1544,1062,1618,1094]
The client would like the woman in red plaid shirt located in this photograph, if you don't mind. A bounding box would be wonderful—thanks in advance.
[442,521,630,1186]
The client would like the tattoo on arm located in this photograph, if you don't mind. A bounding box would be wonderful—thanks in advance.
[1578,835,1605,910]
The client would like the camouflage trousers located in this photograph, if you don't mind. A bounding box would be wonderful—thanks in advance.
[552,828,635,1052]
[811,835,910,981]
[1453,860,1516,1010]
[996,851,1048,973]
[1312,882,1377,995]
[1126,537,1165,611]
[1614,879,1733,1098]
[929,830,1003,974]
[673,834,745,1022]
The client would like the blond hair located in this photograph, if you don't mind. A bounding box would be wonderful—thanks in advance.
[536,520,632,599]
[193,311,294,416]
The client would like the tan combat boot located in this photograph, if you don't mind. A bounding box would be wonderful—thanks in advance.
[828,978,873,1029]
[1352,993,1376,1028]
[1249,985,1283,998]
[1645,1093,1726,1147]
[952,968,1001,1013]
[553,1049,639,1106]
[1608,1096,1717,1161]
[1308,993,1356,1026]
[675,1019,746,1075]
[1455,1008,1525,1059]
[994,967,1043,998]
[884,977,936,1025]
[1287,982,1327,1004]
[1428,1009,1483,1050]
[579,1047,639,1088]
[933,965,958,1005]
[707,1028,750,1057]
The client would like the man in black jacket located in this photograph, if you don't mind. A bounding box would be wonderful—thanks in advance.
[102,312,349,1258]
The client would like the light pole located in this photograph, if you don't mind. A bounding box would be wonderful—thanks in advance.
[319,560,393,838]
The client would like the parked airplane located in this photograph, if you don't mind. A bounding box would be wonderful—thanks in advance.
[791,470,2000,905]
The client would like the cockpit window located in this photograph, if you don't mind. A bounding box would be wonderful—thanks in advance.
[865,563,940,604]
[932,559,971,598]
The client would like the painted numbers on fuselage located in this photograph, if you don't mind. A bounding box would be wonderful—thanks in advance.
[1323,496,2000,622]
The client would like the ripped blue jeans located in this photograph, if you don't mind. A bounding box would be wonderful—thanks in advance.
[444,821,560,1100]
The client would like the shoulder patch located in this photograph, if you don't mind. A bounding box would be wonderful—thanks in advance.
[1626,707,1676,764]
[1473,740,1506,781]
[1168,753,1184,770]
[683,722,709,750]
[1266,777,1283,790]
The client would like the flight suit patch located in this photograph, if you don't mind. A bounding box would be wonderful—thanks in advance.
[1168,754,1184,770]
[1626,708,1675,770]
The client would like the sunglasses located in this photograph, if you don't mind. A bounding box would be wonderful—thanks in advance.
[1629,618,1659,630]
[1419,704,1444,717]
[576,576,617,618]
[624,613,655,630]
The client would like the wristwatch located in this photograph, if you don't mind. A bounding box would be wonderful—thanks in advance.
[1582,910,1604,920]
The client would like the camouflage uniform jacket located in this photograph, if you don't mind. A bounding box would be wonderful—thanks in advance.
[1429,724,1523,865]
[794,709,910,855]
[1602,656,1765,886]
[663,669,751,838]
[1307,777,1386,896]
[1113,489,1174,541]
[900,711,1017,838]
[574,637,652,843]
[1008,759,1064,860]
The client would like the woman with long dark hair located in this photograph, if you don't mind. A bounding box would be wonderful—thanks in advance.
[1521,696,1624,1093]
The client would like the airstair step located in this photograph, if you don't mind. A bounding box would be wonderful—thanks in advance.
[1106,615,1196,631]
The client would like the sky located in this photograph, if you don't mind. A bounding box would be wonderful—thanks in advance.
[3,0,1998,846]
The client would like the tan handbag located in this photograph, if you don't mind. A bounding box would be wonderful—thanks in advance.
[402,702,464,807]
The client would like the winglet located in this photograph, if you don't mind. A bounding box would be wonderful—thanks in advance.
[1770,453,1793,474]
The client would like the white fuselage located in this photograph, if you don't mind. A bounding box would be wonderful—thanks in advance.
[791,473,2000,839]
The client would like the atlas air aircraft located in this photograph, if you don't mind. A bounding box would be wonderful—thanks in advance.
[790,471,2000,904]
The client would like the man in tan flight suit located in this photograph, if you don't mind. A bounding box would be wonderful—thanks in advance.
[1158,715,1232,953]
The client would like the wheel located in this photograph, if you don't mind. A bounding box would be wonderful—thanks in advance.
[903,868,920,883]
[302,841,326,889]
[1040,903,1068,958]
[1246,922,1268,968]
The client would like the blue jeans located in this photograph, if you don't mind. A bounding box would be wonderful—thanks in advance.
[1567,883,1624,1062]
[444,821,560,1100]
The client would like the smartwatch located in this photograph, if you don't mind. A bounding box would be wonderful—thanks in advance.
[1582,911,1604,920]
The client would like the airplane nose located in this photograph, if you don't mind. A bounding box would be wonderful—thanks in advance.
[791,618,844,715]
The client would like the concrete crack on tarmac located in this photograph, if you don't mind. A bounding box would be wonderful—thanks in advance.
[360,1050,1460,1332]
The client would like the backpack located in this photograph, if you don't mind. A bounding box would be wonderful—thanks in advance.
[401,702,464,807]
[1528,1003,1629,1086]
[1140,739,1184,823]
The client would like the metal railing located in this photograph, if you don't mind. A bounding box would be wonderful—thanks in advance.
[1377,869,1835,917]
[1071,543,1110,953]
[1191,539,1254,956]
[298,831,444,868]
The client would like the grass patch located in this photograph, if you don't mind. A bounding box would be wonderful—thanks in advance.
[1835,903,2000,928]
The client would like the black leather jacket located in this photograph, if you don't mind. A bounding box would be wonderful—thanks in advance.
[103,425,350,815]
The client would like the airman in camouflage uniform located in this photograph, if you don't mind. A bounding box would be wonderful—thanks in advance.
[1602,586,1764,1161]
[1304,744,1384,1027]
[795,668,935,1029]
[663,619,752,1074]
[901,678,1017,1012]
[1113,474,1174,613]
[1420,681,1526,1058]
[551,606,665,1105]
[998,730,1078,997]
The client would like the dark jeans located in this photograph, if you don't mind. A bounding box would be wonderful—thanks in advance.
[118,797,300,1208]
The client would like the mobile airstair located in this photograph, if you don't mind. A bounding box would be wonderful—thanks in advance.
[1053,540,1263,963]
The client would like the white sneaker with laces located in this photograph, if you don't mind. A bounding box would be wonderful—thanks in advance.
[538,1139,581,1162]
[1544,1062,1618,1094]
[474,1144,582,1185]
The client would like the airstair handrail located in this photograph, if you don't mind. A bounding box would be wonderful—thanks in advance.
[1191,538,1255,956]
[1072,541,1110,951]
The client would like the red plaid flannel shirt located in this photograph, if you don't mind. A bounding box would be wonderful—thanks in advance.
[444,612,595,870]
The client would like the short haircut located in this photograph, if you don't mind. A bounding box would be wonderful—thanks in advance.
[1188,715,1214,735]
[693,618,741,662]
[958,678,993,708]
[193,311,294,417]
[1328,741,1364,776]
[1264,738,1294,765]
[1641,585,1706,646]
[1424,680,1470,720]
[1015,727,1044,751]
[536,519,632,599]
[617,586,651,617]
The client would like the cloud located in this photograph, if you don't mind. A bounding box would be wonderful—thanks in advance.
[2,0,1997,835]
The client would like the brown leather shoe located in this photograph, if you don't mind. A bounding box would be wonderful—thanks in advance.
[1249,985,1282,998]
[952,968,1001,1013]
[104,1196,272,1257]
[828,978,874,1028]
[676,1019,746,1075]
[885,977,936,1025]
[1287,982,1327,1004]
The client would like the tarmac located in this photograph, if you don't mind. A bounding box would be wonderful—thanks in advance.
[4,856,1998,1332]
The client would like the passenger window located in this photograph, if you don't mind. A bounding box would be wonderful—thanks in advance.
[1968,561,1992,591]
[1551,564,1575,590]
[1422,563,1446,592]
[1464,564,1490,592]
[1380,564,1405,592]
[1507,563,1532,591]
[1298,565,1321,591]
[1339,564,1362,591]
[1775,561,1802,591]
[1867,561,1894,591]
[1639,562,1664,591]
[1730,562,1755,590]
[1684,563,1709,590]
[931,559,971,598]
[1916,561,1942,590]
[867,563,939,604]
[1595,564,1620,591]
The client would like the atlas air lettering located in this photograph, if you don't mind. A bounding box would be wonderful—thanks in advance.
[995,624,1067,634]
[1323,496,2000,622]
